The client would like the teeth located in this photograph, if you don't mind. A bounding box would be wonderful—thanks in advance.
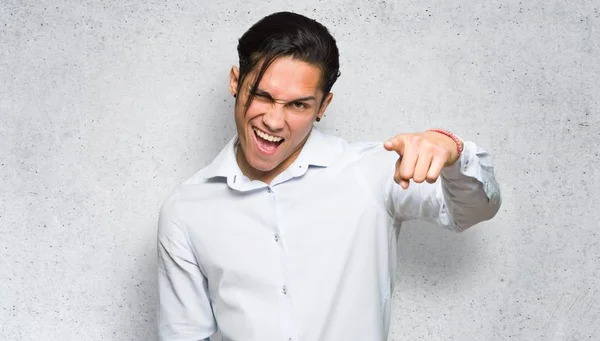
[253,128,283,143]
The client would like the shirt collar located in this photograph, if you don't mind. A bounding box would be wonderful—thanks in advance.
[202,127,336,180]
[293,127,334,168]
[201,135,241,180]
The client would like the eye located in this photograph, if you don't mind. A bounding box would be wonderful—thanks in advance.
[292,102,307,109]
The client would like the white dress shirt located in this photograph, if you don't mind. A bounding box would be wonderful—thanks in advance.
[157,127,501,341]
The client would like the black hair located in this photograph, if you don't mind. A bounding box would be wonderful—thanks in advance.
[236,11,341,109]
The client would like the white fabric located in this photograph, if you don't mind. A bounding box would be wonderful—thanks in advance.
[157,128,501,341]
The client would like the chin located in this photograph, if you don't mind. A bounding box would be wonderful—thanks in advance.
[248,156,281,173]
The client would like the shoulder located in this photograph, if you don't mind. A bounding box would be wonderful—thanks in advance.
[315,129,395,165]
[317,132,397,189]
[158,164,215,220]
[346,139,398,169]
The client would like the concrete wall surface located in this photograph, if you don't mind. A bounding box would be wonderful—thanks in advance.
[1,0,599,340]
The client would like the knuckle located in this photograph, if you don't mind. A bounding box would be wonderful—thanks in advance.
[429,142,440,151]
[435,145,450,157]
[426,174,438,183]
[399,169,412,179]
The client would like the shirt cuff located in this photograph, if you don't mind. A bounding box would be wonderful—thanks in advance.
[441,140,501,205]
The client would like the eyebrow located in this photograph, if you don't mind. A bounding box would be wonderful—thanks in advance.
[253,88,317,103]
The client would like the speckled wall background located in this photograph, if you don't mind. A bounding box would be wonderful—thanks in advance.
[1,1,599,340]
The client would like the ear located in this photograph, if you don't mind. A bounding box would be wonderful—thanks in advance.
[317,92,334,120]
[229,66,240,97]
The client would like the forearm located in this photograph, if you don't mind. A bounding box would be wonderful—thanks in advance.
[439,140,502,231]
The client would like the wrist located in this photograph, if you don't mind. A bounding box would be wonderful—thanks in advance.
[426,128,464,161]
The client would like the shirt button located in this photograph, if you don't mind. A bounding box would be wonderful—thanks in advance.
[282,286,287,295]
[267,187,272,193]
[274,234,279,242]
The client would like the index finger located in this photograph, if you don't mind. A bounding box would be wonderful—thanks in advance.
[384,135,406,154]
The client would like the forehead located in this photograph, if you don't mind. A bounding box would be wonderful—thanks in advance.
[252,57,323,99]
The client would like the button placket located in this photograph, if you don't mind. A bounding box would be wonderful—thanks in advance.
[269,185,297,340]
[270,187,280,244]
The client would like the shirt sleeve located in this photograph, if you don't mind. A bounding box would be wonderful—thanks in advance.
[157,194,217,341]
[385,140,502,232]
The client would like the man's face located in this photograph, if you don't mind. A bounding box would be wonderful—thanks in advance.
[229,56,333,182]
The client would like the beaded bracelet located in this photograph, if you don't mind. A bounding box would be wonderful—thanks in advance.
[426,128,464,158]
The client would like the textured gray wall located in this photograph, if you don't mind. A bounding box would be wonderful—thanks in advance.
[1,1,599,340]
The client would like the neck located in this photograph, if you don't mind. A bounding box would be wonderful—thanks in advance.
[235,134,310,185]
[235,146,279,185]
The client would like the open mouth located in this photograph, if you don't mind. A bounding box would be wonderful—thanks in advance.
[253,127,284,154]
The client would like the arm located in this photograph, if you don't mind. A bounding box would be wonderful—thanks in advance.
[387,139,501,232]
[157,195,217,341]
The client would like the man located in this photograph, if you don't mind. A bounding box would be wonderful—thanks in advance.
[157,11,501,341]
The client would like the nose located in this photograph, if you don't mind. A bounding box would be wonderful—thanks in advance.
[262,104,286,131]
